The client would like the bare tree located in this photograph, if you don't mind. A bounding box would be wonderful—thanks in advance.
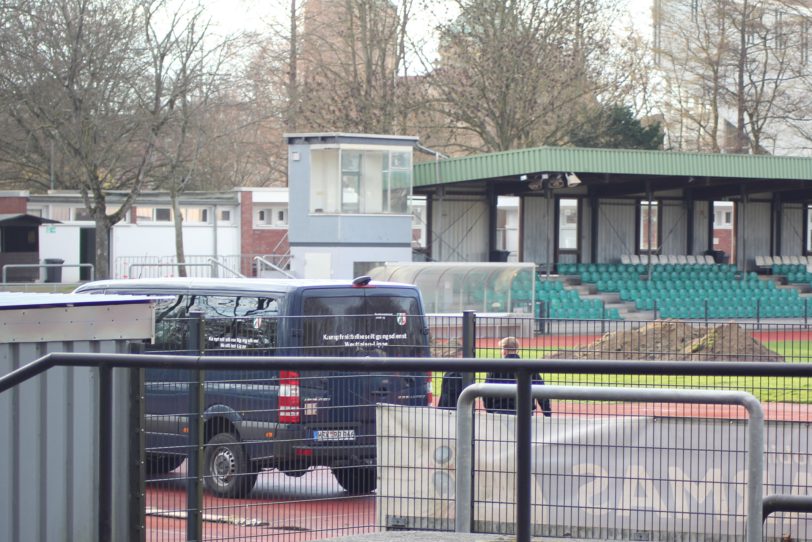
[294,0,416,133]
[0,0,228,278]
[653,0,803,154]
[143,3,239,276]
[424,0,627,154]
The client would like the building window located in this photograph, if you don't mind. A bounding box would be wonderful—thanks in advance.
[73,207,93,221]
[255,206,288,227]
[220,209,231,222]
[639,201,659,252]
[310,148,412,215]
[714,209,733,227]
[558,199,579,250]
[50,206,71,221]
[181,207,209,224]
[136,207,173,223]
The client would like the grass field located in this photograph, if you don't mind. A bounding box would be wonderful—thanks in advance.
[431,340,812,404]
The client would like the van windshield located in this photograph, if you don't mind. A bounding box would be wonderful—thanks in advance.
[300,293,425,357]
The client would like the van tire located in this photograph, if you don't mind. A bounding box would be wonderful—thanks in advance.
[203,432,258,498]
[332,466,376,495]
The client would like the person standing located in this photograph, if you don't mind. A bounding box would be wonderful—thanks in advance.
[483,336,552,416]
[438,339,464,409]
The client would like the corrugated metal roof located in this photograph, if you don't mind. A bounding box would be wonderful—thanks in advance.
[413,146,812,187]
[0,292,161,311]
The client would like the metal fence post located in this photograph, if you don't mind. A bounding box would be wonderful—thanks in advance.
[515,369,532,542]
[128,342,146,542]
[187,312,205,541]
[99,364,113,542]
[461,309,477,527]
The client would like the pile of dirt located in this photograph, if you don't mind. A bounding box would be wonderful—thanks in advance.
[545,321,784,362]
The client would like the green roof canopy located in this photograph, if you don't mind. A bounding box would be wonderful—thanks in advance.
[414,146,812,199]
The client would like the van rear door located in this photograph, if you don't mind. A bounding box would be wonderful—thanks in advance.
[294,286,428,453]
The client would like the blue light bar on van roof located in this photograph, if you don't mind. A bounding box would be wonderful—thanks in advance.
[352,275,373,287]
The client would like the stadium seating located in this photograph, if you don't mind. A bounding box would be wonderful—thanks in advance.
[567,261,807,319]
[508,272,622,320]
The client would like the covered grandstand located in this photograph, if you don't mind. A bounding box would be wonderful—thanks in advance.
[412,146,812,320]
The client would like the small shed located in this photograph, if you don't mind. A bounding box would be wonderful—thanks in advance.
[0,214,59,282]
[0,292,157,542]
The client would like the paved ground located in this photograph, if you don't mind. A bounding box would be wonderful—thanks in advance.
[322,532,527,542]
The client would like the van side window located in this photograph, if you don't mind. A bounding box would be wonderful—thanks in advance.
[235,297,280,317]
[192,295,236,317]
[155,295,187,322]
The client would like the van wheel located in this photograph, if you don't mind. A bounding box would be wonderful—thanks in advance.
[332,466,376,495]
[145,454,184,476]
[204,432,258,499]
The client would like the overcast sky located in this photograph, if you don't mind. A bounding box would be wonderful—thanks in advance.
[202,0,653,41]
[195,0,652,73]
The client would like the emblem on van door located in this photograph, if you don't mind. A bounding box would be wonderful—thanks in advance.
[396,312,407,326]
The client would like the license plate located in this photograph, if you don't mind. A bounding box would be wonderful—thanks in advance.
[313,429,355,441]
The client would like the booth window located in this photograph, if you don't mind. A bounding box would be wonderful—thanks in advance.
[310,148,412,215]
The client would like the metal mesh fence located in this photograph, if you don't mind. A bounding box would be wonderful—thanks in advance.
[139,313,812,542]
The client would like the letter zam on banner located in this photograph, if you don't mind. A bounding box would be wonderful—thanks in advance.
[322,332,408,348]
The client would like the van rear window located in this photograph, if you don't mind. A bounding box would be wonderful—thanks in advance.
[301,294,425,357]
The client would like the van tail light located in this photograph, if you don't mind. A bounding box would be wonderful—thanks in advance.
[426,374,433,406]
[279,370,301,424]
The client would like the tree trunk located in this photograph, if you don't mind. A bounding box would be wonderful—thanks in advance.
[735,0,748,153]
[95,216,112,280]
[171,193,187,277]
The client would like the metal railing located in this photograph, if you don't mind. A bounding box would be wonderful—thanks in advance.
[115,254,290,279]
[253,255,294,278]
[127,261,215,278]
[2,262,94,283]
[456,384,765,542]
[3,352,812,542]
[4,311,812,542]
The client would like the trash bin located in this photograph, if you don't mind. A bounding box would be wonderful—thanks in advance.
[704,249,728,264]
[490,250,510,262]
[44,258,64,283]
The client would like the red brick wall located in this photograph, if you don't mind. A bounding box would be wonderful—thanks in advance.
[239,191,290,276]
[0,196,28,214]
[713,228,736,260]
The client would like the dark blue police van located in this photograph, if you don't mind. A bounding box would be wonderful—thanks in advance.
[75,276,431,497]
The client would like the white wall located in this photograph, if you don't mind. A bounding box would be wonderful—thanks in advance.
[112,223,240,278]
[38,224,81,282]
[291,245,412,279]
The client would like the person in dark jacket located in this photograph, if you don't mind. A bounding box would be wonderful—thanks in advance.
[438,370,463,409]
[438,339,464,409]
[483,336,552,416]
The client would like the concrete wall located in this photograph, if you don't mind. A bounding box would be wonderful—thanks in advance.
[38,224,81,282]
